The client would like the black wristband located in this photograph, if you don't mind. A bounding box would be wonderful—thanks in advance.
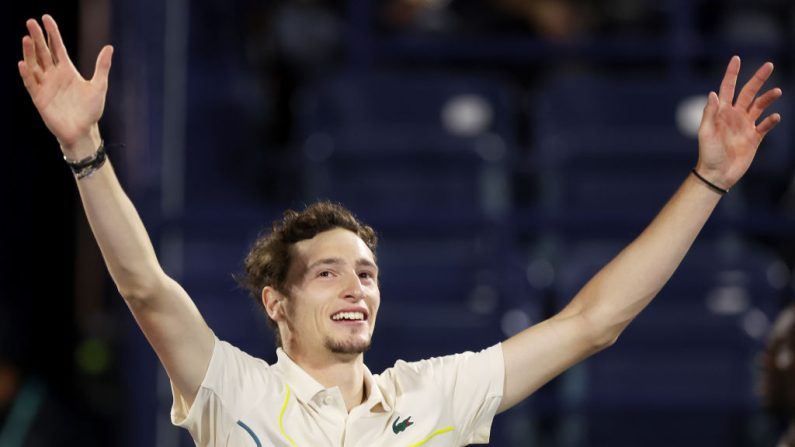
[691,168,729,195]
[64,142,108,179]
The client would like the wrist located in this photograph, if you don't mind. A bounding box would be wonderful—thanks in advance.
[693,162,732,191]
[691,168,729,195]
[65,140,108,179]
[60,125,102,160]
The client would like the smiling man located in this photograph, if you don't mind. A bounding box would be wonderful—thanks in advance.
[18,13,783,447]
[183,208,504,444]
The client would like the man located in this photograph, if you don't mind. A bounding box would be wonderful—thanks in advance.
[761,303,795,447]
[18,13,782,446]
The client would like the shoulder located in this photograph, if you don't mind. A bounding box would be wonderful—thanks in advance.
[208,339,272,380]
[376,344,503,387]
[199,338,283,409]
[213,339,271,369]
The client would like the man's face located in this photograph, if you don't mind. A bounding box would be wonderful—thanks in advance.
[278,227,380,358]
[760,307,795,414]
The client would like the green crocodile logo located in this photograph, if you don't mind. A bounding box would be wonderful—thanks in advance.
[392,416,414,434]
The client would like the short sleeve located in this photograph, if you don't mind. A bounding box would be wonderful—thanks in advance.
[443,344,504,444]
[170,337,273,446]
[390,344,504,445]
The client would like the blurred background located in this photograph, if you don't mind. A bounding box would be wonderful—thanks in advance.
[5,0,795,445]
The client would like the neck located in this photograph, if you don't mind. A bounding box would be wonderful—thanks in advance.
[284,346,367,412]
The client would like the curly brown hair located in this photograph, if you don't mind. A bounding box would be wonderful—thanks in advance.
[237,201,377,348]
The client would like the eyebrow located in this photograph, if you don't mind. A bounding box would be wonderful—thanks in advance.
[306,257,379,272]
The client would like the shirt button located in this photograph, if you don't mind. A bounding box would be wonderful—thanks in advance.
[323,395,334,405]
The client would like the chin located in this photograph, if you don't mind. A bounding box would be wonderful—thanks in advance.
[325,337,372,355]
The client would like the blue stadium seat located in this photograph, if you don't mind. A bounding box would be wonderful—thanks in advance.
[528,75,791,226]
[175,207,281,355]
[547,237,785,446]
[296,71,518,227]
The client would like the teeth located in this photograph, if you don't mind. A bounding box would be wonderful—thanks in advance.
[332,311,364,321]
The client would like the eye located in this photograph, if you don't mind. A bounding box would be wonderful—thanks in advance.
[359,271,375,280]
[318,271,332,278]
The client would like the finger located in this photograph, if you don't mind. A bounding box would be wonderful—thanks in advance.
[91,45,114,87]
[26,18,53,70]
[700,91,719,126]
[42,14,70,65]
[18,61,40,96]
[22,33,38,71]
[749,88,782,121]
[757,113,781,137]
[719,55,741,104]
[21,36,44,84]
[736,62,774,110]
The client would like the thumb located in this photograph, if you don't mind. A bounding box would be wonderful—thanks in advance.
[91,45,113,87]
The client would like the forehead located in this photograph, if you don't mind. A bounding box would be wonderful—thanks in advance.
[292,227,375,265]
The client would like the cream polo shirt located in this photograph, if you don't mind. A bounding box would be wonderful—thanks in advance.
[171,337,504,447]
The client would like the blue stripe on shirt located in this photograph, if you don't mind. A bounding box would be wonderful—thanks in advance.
[237,420,262,447]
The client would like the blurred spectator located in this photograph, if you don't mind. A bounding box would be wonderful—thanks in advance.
[488,0,584,40]
[379,0,683,41]
[761,302,795,446]
[0,305,100,446]
[698,0,789,46]
[382,0,458,36]
[268,0,345,75]
[381,0,585,39]
[244,0,348,201]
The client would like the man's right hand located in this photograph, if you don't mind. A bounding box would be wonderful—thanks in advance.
[18,14,113,159]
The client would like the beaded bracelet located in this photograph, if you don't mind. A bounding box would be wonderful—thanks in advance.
[64,141,108,179]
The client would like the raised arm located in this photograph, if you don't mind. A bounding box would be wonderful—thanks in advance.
[18,15,213,406]
[498,56,782,413]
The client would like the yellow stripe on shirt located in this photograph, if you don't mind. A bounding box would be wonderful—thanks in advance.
[279,384,299,447]
[407,426,455,447]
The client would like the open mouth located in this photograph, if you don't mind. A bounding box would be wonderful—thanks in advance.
[330,310,368,323]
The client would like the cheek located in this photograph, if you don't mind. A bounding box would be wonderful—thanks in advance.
[283,294,312,325]
[370,290,381,316]
[280,301,298,330]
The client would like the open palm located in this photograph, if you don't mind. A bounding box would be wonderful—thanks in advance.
[697,56,782,190]
[18,15,113,154]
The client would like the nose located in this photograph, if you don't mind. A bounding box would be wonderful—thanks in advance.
[341,271,365,300]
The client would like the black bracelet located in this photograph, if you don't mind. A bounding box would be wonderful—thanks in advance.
[64,141,108,179]
[691,168,729,195]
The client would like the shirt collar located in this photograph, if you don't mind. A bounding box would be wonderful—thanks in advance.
[273,348,390,413]
[362,364,391,413]
[274,348,326,404]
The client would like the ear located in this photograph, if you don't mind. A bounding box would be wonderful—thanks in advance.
[262,286,286,321]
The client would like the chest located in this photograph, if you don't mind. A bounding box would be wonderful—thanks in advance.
[228,387,459,447]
